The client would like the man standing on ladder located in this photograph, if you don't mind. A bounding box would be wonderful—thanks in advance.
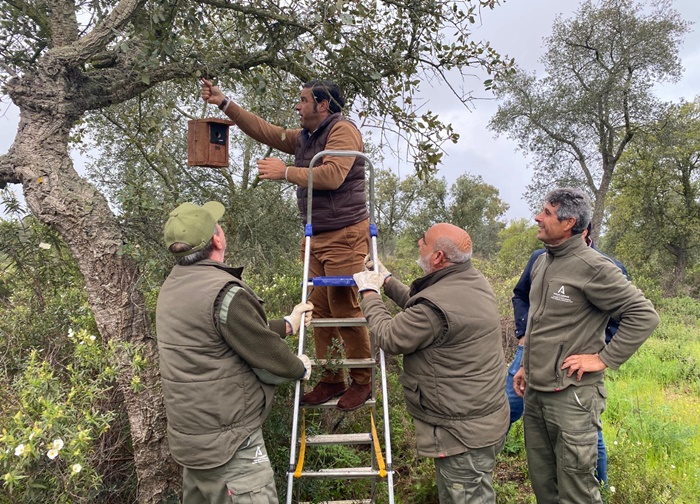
[353,223,509,503]
[201,79,373,411]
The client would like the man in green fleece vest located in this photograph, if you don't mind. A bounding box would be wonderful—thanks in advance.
[353,223,509,503]
[156,201,313,504]
[512,188,659,504]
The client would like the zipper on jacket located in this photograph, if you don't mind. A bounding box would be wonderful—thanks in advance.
[526,253,553,376]
[533,254,553,324]
[554,343,564,387]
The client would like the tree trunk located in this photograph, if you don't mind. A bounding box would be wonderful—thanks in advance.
[6,109,181,502]
[590,162,616,244]
[665,244,686,297]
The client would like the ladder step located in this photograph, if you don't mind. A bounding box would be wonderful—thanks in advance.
[308,275,356,287]
[313,358,376,368]
[311,317,368,327]
[305,433,373,445]
[297,467,381,479]
[302,398,376,410]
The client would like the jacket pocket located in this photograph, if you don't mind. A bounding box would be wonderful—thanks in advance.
[225,465,278,503]
[554,343,564,385]
[398,373,424,414]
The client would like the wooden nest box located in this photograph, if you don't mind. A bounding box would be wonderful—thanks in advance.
[187,118,234,168]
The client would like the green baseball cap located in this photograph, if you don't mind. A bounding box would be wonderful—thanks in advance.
[163,201,225,256]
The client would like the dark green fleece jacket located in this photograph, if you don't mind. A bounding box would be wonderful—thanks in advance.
[523,235,659,392]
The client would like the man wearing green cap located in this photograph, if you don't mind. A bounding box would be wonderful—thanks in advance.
[156,201,313,504]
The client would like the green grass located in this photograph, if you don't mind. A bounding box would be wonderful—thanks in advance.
[599,298,700,503]
[493,296,700,503]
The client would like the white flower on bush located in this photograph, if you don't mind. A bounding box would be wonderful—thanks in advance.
[68,328,74,338]
[14,444,27,456]
[51,438,64,451]
[38,242,52,250]
[90,335,96,342]
[47,449,59,460]
[610,486,616,493]
[71,463,82,474]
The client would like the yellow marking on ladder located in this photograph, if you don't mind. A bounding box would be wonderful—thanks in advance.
[370,410,387,477]
[293,410,306,477]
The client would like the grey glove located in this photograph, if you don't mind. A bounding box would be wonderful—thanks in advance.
[284,301,313,335]
[298,354,312,381]
[364,255,392,281]
[353,270,383,294]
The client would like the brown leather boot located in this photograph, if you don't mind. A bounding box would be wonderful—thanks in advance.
[301,381,347,406]
[337,380,372,411]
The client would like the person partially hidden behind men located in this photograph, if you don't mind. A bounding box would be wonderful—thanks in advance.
[201,78,372,411]
[513,188,659,504]
[155,200,313,504]
[353,223,509,503]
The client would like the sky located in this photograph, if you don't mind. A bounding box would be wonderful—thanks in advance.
[431,0,700,221]
[1,0,699,221]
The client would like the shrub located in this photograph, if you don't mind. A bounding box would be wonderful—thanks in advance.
[0,329,123,503]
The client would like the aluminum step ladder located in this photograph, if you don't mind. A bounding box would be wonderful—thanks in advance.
[286,150,395,504]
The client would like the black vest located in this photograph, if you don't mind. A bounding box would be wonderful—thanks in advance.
[295,113,369,233]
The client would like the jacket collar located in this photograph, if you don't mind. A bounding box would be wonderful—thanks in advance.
[187,258,244,279]
[545,234,586,257]
[409,261,472,296]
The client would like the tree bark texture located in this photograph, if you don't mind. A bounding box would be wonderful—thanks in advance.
[2,69,181,504]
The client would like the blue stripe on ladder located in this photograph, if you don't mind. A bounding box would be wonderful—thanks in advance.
[311,276,356,287]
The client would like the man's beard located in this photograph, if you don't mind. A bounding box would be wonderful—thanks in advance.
[417,254,431,275]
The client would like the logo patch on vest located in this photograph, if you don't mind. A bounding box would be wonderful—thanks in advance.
[551,285,572,303]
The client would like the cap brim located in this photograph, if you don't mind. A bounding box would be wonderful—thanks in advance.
[202,201,225,221]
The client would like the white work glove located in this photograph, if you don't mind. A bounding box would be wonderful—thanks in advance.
[298,354,312,381]
[284,302,313,335]
[364,255,392,282]
[353,270,383,294]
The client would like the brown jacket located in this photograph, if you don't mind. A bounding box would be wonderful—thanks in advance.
[225,105,368,233]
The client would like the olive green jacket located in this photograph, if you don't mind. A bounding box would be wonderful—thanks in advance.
[524,235,659,391]
[156,260,303,468]
[361,262,509,456]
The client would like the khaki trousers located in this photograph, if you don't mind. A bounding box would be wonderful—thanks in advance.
[434,436,506,504]
[303,219,371,385]
[523,384,606,504]
[182,428,278,504]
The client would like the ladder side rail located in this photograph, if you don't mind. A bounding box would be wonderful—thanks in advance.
[370,231,395,504]
[286,226,314,504]
[379,346,395,503]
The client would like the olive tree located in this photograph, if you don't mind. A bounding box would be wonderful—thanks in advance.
[606,99,700,294]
